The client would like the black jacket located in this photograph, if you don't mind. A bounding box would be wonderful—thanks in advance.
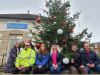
[70,50,81,68]
[79,50,100,67]
[4,46,20,73]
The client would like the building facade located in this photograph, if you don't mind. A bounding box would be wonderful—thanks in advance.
[0,14,37,66]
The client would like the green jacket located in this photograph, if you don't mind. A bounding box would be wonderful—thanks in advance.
[15,47,36,68]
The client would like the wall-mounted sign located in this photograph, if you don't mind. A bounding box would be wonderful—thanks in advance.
[7,23,28,29]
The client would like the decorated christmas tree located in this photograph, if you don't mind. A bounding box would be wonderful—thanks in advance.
[29,0,92,59]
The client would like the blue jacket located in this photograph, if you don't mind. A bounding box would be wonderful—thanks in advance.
[80,50,100,66]
[35,52,50,66]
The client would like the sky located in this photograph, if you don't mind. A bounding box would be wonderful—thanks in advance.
[0,0,100,43]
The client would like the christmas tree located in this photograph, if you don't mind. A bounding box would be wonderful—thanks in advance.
[29,0,91,59]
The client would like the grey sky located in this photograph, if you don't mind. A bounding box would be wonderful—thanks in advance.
[0,0,100,43]
[70,0,100,43]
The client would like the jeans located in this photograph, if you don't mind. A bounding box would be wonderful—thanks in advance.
[79,64,100,74]
[50,66,62,74]
[93,64,100,73]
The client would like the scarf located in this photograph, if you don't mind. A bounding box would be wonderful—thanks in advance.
[51,48,58,65]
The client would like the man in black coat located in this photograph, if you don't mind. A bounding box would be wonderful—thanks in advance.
[79,42,100,74]
[4,41,20,73]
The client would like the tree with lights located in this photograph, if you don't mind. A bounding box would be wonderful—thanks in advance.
[29,0,92,60]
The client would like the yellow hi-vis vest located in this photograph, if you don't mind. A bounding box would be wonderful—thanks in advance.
[15,47,36,68]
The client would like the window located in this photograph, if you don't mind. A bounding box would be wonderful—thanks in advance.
[7,23,28,29]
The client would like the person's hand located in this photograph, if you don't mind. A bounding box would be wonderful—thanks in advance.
[87,63,92,67]
[71,58,74,63]
[38,65,42,68]
[53,64,58,70]
[91,64,95,68]
[55,64,58,69]
[80,65,85,68]
[87,63,90,67]
[89,64,95,68]
[18,66,25,70]
[87,63,95,68]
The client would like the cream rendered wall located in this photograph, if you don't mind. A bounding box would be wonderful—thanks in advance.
[0,19,36,65]
[0,19,34,32]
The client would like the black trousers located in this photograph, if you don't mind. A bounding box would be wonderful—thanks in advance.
[33,66,47,74]
[12,67,32,74]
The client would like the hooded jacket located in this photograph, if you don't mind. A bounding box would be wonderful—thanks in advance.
[15,47,36,68]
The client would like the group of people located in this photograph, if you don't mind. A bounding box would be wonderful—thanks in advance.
[4,38,100,74]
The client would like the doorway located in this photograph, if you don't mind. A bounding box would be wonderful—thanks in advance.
[6,34,23,63]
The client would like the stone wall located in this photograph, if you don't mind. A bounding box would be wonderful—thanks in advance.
[0,30,29,66]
